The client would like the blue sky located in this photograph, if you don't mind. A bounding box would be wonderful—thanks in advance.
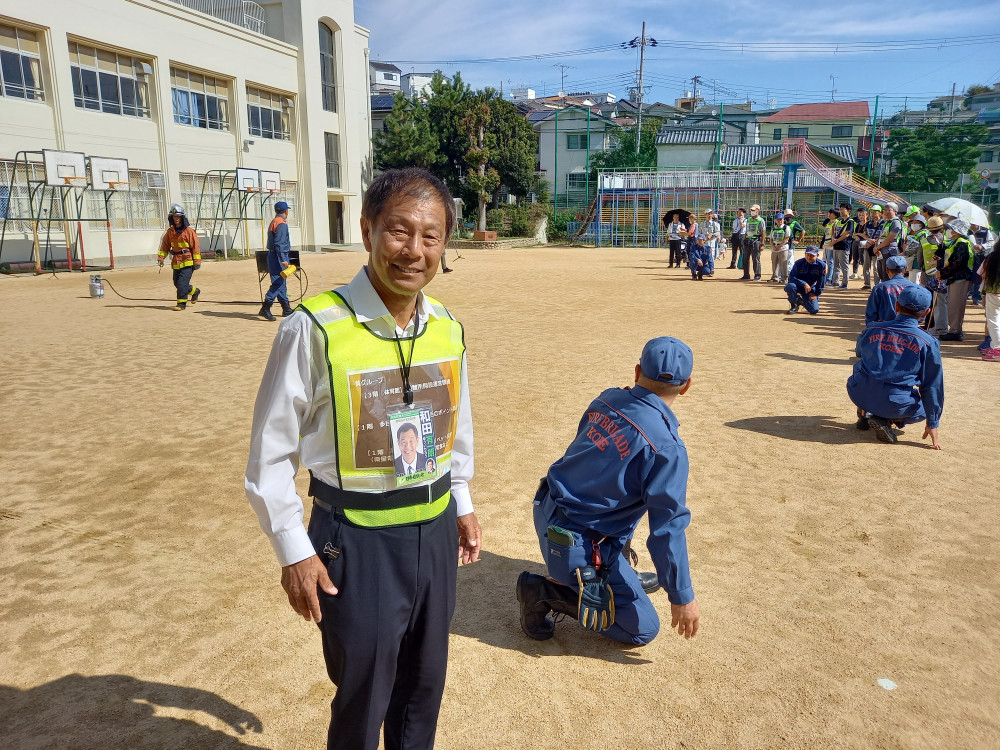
[356,0,1000,115]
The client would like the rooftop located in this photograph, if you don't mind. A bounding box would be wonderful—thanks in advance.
[656,129,718,145]
[370,61,402,73]
[721,143,855,166]
[370,94,397,111]
[761,101,870,123]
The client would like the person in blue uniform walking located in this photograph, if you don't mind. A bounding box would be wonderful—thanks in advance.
[865,255,914,325]
[259,201,293,322]
[784,245,826,315]
[688,233,714,279]
[848,285,943,448]
[516,337,701,646]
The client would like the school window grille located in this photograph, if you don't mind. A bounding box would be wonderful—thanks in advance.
[319,24,337,113]
[171,68,230,131]
[787,127,808,138]
[247,86,291,141]
[69,41,150,118]
[566,133,589,150]
[831,125,853,138]
[0,23,44,101]
[325,133,341,188]
[566,173,587,190]
[85,170,165,229]
[772,128,782,140]
[179,173,299,226]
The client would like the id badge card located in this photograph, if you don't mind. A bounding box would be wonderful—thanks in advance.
[386,402,437,488]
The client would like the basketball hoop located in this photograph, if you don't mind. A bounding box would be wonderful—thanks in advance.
[107,181,130,192]
[63,176,88,188]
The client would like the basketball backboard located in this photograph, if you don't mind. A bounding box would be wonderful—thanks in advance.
[260,170,281,192]
[42,149,87,187]
[235,167,261,191]
[89,156,130,191]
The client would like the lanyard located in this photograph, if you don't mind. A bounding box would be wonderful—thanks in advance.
[393,306,420,405]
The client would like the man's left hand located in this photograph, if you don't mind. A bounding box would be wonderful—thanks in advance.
[803,283,812,293]
[457,512,482,564]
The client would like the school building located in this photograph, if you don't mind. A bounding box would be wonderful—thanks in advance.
[0,0,373,267]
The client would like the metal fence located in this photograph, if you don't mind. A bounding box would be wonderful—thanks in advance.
[169,0,266,35]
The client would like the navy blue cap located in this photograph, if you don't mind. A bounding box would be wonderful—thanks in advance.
[275,201,290,212]
[803,245,820,255]
[896,285,932,313]
[886,255,907,271]
[640,337,693,385]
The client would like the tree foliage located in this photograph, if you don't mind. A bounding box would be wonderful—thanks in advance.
[372,93,439,172]
[462,97,500,231]
[486,98,538,200]
[884,123,987,192]
[589,118,662,176]
[964,84,992,107]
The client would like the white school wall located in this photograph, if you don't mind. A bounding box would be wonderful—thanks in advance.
[0,0,371,265]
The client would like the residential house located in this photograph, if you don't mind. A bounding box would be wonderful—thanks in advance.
[369,61,401,94]
[759,101,870,147]
[531,105,614,208]
[370,94,396,136]
[0,0,372,262]
[401,72,434,98]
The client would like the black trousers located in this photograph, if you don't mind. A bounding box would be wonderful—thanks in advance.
[668,239,682,267]
[729,233,743,267]
[308,501,458,750]
[741,239,761,279]
[172,266,194,302]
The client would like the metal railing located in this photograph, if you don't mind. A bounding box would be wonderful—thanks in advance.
[169,0,266,35]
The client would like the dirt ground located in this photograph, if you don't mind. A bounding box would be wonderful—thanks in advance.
[1,245,998,750]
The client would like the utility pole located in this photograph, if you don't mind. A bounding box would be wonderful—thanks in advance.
[691,75,702,104]
[553,64,573,96]
[635,21,648,155]
[949,82,956,121]
[866,95,879,181]
[829,74,837,102]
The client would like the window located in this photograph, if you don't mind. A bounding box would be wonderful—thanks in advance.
[981,151,994,163]
[69,41,150,117]
[772,128,782,140]
[788,127,809,138]
[832,125,853,138]
[325,132,340,188]
[0,23,43,101]
[566,173,587,190]
[319,24,336,113]
[171,67,229,131]
[247,86,292,141]
[86,169,165,229]
[566,133,589,150]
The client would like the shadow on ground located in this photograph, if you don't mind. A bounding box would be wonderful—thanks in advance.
[0,674,268,749]
[452,550,653,665]
[766,352,855,366]
[725,415,861,445]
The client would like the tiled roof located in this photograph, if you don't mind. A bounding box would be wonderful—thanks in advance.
[656,129,718,145]
[720,143,856,166]
[761,101,870,122]
[370,95,397,111]
[370,61,401,72]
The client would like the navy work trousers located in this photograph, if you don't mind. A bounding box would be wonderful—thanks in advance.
[172,266,194,302]
[308,500,458,750]
[264,272,288,304]
[784,283,820,314]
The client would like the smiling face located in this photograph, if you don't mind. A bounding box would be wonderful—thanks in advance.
[362,191,448,308]
[398,425,419,464]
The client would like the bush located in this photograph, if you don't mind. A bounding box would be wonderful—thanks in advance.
[484,204,548,237]
[546,208,573,242]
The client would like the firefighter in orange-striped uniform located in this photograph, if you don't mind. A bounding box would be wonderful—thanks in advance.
[157,204,202,311]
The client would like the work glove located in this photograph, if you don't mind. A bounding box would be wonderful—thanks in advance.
[576,566,615,632]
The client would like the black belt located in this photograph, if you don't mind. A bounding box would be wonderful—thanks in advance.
[309,471,451,512]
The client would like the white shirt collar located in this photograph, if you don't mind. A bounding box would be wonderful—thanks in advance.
[344,266,439,334]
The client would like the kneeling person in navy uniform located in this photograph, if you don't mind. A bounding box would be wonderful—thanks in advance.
[516,337,700,645]
[865,255,914,325]
[688,233,714,280]
[848,285,943,448]
[784,245,826,314]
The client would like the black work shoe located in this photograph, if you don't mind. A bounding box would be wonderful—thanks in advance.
[788,304,800,314]
[638,571,660,593]
[855,417,870,431]
[442,267,453,273]
[279,300,294,317]
[516,572,555,640]
[259,303,276,322]
[937,332,964,341]
[868,416,898,444]
[189,287,200,304]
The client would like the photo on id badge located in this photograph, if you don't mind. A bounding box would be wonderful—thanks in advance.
[388,404,437,487]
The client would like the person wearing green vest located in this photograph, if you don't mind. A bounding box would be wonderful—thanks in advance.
[937,217,975,341]
[740,203,766,281]
[245,167,482,750]
[783,208,805,278]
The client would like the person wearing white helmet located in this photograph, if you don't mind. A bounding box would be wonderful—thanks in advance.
[157,203,202,311]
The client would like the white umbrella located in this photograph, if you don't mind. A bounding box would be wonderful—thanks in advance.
[927,197,990,227]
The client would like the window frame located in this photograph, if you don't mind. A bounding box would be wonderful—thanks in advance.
[832,125,854,138]
[565,172,588,190]
[246,85,292,141]
[170,67,230,131]
[772,128,782,140]
[324,132,341,188]
[69,41,150,118]
[0,23,44,101]
[981,151,994,163]
[566,132,589,150]
[787,127,809,138]
[319,24,337,113]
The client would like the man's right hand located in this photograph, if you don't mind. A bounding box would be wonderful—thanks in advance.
[671,599,700,639]
[281,555,338,623]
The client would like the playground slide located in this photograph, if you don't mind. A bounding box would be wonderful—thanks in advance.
[782,138,903,208]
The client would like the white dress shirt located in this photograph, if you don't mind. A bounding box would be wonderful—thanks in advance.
[245,267,475,566]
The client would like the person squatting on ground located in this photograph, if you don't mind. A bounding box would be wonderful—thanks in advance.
[516,337,700,646]
[741,204,766,281]
[979,247,1000,361]
[936,218,975,342]
[769,213,791,283]
[785,245,826,315]
[865,255,914,325]
[245,167,483,750]
[157,204,201,311]
[783,208,805,278]
[872,201,903,285]
[831,203,855,288]
[666,213,686,268]
[259,201,294,322]
[689,234,714,280]
[848,285,943,449]
[730,207,747,269]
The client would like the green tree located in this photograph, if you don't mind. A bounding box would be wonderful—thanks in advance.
[372,93,439,171]
[425,71,472,195]
[964,84,992,108]
[589,118,662,176]
[485,98,537,203]
[463,98,500,232]
[885,123,987,191]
